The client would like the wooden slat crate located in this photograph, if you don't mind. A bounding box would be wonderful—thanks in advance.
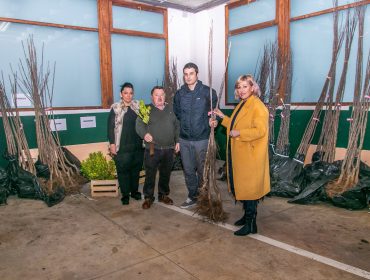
[91,179,119,197]
[139,170,145,184]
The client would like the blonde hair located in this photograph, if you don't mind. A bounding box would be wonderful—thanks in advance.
[234,74,261,100]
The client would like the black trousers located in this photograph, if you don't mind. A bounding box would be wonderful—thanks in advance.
[114,149,144,197]
[143,148,174,199]
[242,200,258,218]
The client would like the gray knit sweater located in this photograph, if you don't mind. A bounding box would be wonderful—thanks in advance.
[135,103,179,149]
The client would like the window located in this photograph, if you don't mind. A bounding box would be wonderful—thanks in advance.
[290,1,369,103]
[0,0,100,108]
[226,0,277,105]
[0,0,168,108]
[226,0,369,105]
[111,2,167,104]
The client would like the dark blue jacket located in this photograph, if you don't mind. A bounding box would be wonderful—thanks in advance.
[173,80,217,141]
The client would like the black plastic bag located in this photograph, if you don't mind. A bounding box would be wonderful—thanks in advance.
[0,167,10,205]
[0,187,8,205]
[0,167,9,188]
[289,160,341,205]
[3,154,19,195]
[360,161,370,177]
[35,157,50,179]
[44,186,65,207]
[15,168,45,200]
[304,160,342,184]
[270,155,305,197]
[288,177,331,204]
[330,181,369,210]
[5,154,64,206]
[328,162,370,210]
[5,153,46,198]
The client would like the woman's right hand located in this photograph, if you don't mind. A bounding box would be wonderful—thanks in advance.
[213,108,225,119]
[109,144,117,156]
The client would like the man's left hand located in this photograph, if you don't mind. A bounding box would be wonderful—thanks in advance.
[175,143,180,153]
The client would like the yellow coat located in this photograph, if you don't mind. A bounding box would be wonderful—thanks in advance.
[221,95,270,200]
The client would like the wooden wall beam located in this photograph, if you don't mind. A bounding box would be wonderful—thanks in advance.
[229,20,277,36]
[163,9,169,78]
[291,0,369,22]
[98,0,113,108]
[111,28,166,39]
[224,5,230,105]
[0,17,98,32]
[227,0,256,9]
[112,0,166,13]
[277,0,290,100]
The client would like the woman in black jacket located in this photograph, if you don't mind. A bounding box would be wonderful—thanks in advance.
[107,82,143,205]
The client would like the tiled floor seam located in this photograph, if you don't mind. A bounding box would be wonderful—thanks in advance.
[87,255,161,280]
[82,200,201,280]
[257,203,297,221]
[161,254,201,280]
[158,203,370,280]
[82,200,159,247]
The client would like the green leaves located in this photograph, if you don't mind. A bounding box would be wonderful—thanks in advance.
[80,152,116,180]
[138,100,151,124]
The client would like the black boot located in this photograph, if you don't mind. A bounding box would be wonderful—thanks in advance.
[234,211,247,226]
[130,191,142,200]
[234,200,258,236]
[234,216,257,236]
[121,195,130,205]
[253,210,258,233]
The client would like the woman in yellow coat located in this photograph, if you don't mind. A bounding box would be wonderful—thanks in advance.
[214,74,270,236]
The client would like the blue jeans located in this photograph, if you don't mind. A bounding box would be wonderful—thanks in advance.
[179,138,209,200]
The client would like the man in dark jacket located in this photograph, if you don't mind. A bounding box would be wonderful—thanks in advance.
[174,62,217,208]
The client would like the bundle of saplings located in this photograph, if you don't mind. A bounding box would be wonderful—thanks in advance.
[323,6,369,210]
[290,6,370,210]
[0,36,85,206]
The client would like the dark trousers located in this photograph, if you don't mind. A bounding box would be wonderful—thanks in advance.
[114,149,144,197]
[143,148,174,200]
[242,200,258,218]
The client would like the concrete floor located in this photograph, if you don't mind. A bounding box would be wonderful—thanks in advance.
[0,171,369,280]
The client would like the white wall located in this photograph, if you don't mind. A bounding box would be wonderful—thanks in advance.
[168,5,233,109]
[167,9,192,83]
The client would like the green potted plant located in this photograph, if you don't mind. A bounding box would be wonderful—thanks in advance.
[81,152,118,197]
[138,100,155,156]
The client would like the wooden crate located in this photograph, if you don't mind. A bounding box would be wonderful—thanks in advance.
[139,170,145,184]
[91,179,119,197]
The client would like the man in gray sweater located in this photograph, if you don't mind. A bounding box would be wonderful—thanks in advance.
[136,86,180,209]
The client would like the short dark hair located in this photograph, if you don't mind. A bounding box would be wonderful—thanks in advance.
[120,82,134,92]
[151,85,165,95]
[183,62,198,74]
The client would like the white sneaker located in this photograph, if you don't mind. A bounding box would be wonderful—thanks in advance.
[180,198,197,209]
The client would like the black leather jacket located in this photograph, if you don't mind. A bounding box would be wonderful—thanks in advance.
[173,80,217,141]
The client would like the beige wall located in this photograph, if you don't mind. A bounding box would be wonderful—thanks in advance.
[29,142,110,162]
[305,145,370,166]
